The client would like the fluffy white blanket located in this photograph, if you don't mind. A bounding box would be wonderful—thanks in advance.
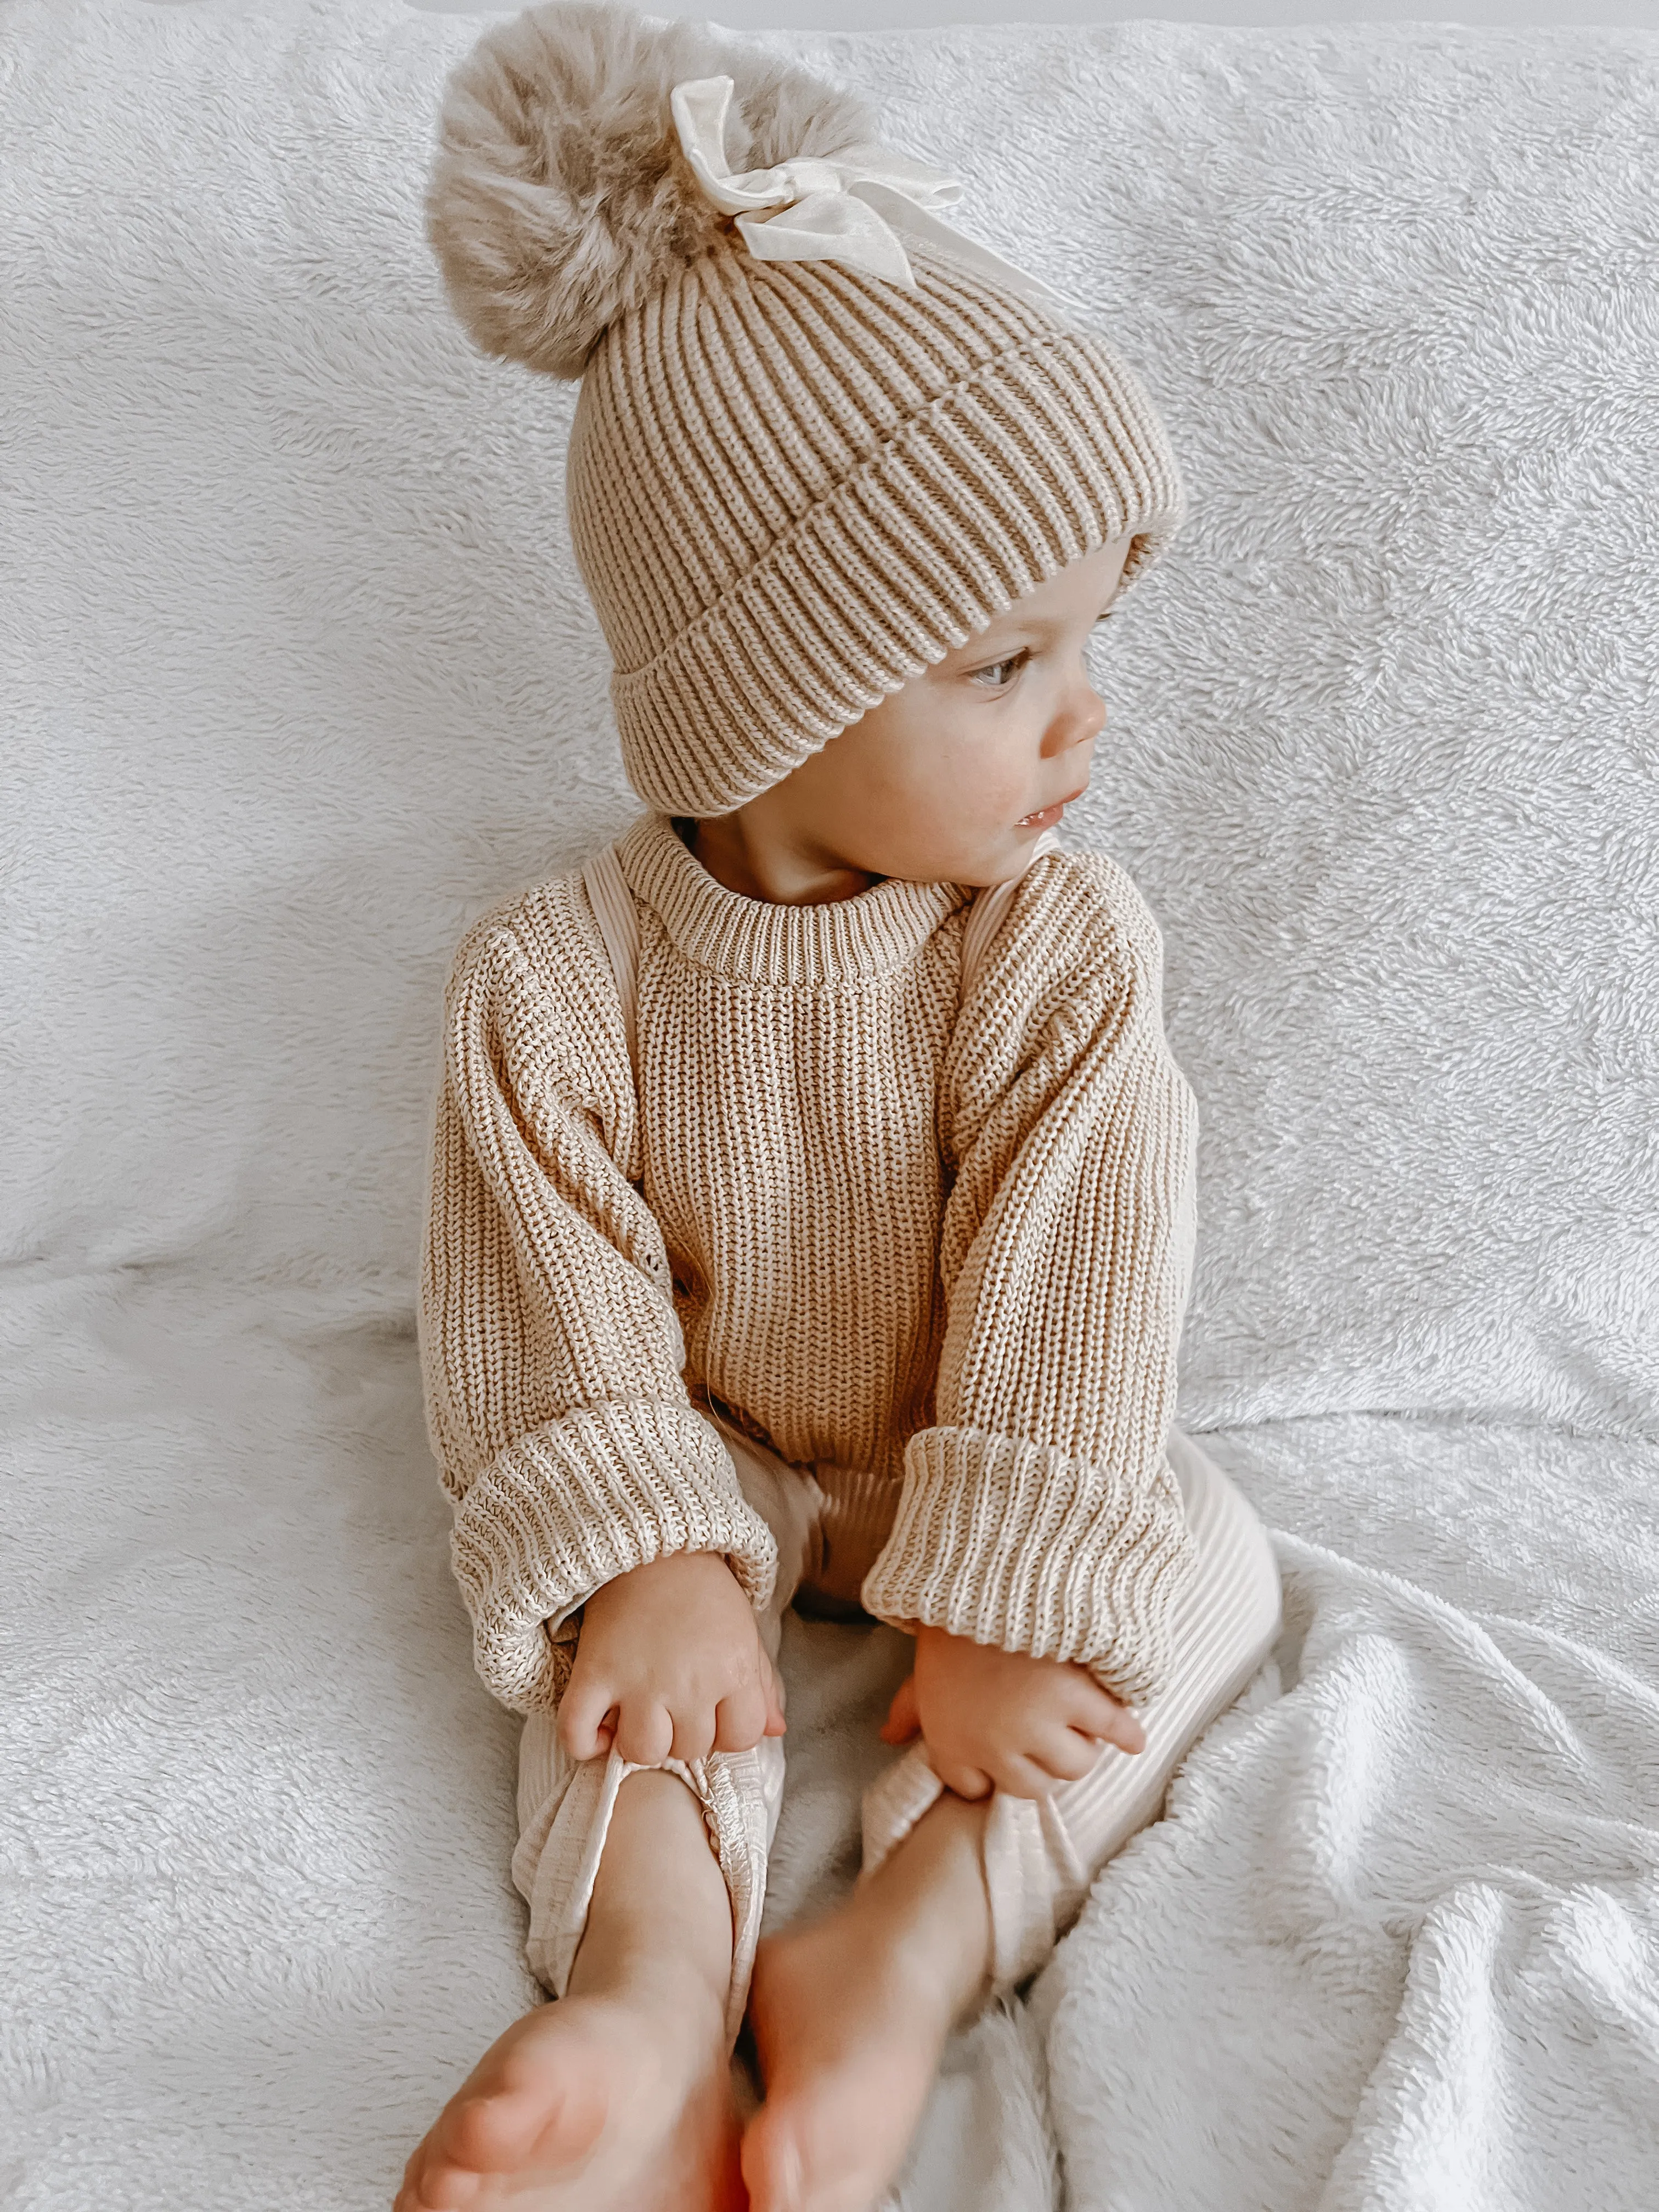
[3,3,1656,2207]
[5,1273,1654,2209]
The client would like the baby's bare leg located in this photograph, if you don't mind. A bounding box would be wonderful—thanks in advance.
[742,1791,992,2212]
[395,1769,744,2212]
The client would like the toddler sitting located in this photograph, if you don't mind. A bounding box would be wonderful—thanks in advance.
[400,7,1282,2208]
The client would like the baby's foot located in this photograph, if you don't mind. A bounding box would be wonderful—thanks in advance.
[741,1901,967,2212]
[394,1974,744,2212]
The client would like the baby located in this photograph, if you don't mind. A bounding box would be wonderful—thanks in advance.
[400,7,1282,2209]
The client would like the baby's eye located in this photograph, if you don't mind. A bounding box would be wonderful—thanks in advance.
[970,651,1028,690]
[969,613,1119,692]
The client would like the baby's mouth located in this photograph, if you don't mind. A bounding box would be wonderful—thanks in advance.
[1017,797,1071,828]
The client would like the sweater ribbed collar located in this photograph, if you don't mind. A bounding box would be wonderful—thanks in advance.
[616,809,970,985]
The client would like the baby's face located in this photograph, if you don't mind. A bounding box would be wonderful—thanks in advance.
[760,532,1135,890]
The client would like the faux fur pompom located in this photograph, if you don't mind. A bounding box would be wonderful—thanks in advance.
[425,0,880,380]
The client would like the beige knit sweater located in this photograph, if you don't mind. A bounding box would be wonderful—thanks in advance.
[418,808,1202,1717]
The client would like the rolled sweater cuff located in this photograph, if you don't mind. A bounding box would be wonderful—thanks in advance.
[450,1397,780,1713]
[860,1425,1200,1705]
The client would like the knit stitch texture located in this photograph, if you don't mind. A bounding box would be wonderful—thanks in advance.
[419,810,1201,1713]
[570,237,1186,817]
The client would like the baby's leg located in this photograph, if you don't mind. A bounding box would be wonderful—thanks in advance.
[395,1766,747,2212]
[974,1425,1284,1989]
[859,1426,1283,1993]
[741,1430,1283,2212]
[743,1786,994,2212]
[398,1412,811,2210]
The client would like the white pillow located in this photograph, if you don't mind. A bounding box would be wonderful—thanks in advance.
[4,0,1654,1435]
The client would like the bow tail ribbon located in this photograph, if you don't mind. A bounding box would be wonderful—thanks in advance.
[858,178,1075,313]
[738,177,1074,317]
[673,73,1084,319]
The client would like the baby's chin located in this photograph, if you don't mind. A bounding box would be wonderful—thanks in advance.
[916,838,1047,891]
[848,806,1054,889]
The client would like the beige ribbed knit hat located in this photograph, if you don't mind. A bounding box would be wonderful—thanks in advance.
[426,0,1187,820]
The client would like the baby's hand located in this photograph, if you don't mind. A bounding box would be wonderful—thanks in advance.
[879,1624,1145,1801]
[558,1550,786,1767]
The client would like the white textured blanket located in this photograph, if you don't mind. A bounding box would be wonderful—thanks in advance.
[3,3,1656,2208]
[5,1274,1654,2209]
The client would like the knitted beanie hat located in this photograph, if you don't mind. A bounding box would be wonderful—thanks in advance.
[426,0,1187,820]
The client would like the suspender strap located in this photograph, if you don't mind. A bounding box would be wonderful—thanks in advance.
[579,841,681,1368]
[958,822,1063,1004]
[580,843,642,1078]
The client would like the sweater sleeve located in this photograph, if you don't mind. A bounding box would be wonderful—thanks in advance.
[859,854,1201,1705]
[416,877,779,1715]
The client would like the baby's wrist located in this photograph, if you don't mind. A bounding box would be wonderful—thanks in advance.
[586,1545,739,1612]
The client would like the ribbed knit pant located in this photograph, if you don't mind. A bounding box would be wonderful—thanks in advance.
[513,1419,1282,2049]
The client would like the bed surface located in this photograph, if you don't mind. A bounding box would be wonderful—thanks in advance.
[4,2,1656,2204]
[6,1266,1655,2207]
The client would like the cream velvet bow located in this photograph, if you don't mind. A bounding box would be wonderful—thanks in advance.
[669,74,1075,314]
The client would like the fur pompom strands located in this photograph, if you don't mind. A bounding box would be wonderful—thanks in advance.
[424,0,878,380]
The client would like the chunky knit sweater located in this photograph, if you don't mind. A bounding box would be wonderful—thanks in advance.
[417,808,1202,1717]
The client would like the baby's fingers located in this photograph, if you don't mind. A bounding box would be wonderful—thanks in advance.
[1067,1676,1146,1755]
[763,1655,788,1738]
[667,1699,720,1763]
[989,1751,1070,1801]
[879,1672,921,1745]
[932,1753,994,1802]
[712,1679,769,1755]
[613,1697,675,1767]
[557,1677,619,1763]
[1024,1724,1108,1786]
